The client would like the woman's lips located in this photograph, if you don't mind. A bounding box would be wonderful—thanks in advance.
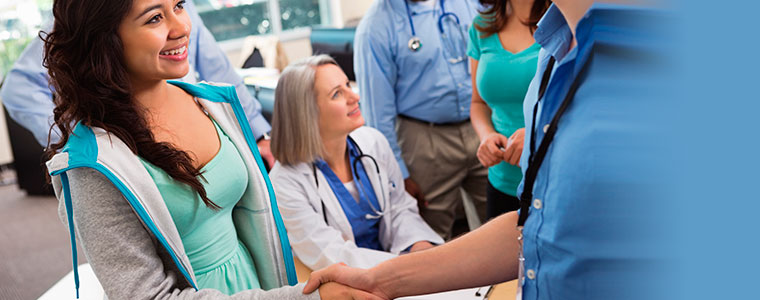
[348,107,360,116]
[159,45,188,61]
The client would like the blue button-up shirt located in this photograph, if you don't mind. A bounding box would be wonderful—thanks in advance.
[0,0,270,146]
[517,4,671,300]
[354,0,478,177]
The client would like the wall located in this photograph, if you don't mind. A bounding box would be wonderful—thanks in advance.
[338,0,373,27]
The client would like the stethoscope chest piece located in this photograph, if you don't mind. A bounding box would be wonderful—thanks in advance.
[408,37,422,52]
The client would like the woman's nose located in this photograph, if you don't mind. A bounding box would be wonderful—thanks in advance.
[168,11,190,40]
[347,88,360,104]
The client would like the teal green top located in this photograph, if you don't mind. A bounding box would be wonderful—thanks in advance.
[139,119,260,295]
[467,15,540,196]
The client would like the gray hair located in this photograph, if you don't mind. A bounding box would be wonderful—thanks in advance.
[271,54,338,166]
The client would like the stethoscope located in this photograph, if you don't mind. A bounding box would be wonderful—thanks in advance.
[312,136,387,224]
[403,0,468,64]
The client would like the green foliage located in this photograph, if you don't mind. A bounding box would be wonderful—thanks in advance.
[0,36,33,79]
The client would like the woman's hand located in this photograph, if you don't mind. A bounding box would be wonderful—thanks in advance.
[409,241,435,253]
[477,132,509,167]
[318,281,385,300]
[305,264,391,300]
[502,128,525,166]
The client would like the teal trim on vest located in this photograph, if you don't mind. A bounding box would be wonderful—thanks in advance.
[52,163,200,292]
[168,80,237,103]
[62,122,98,166]
[60,172,80,299]
[52,123,199,293]
[169,81,298,285]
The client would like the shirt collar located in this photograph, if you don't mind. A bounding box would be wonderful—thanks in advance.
[409,0,437,14]
[534,5,574,61]
[393,0,437,15]
[535,4,646,62]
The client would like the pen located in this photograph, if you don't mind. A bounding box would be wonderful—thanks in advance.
[484,285,494,299]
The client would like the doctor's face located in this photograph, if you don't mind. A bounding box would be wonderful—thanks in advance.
[314,64,364,138]
[118,0,191,86]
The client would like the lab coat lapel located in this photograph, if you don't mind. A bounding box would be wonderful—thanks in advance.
[356,138,393,250]
[313,169,355,241]
[363,158,387,213]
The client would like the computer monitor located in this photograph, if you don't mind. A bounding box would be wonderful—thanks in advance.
[310,27,357,81]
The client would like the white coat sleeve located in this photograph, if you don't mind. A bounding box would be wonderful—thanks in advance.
[271,167,396,270]
[372,130,445,254]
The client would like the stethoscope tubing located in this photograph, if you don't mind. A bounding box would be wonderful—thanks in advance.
[405,0,456,36]
[312,137,387,224]
[403,0,470,64]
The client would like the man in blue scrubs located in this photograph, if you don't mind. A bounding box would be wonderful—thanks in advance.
[0,0,275,165]
[305,1,671,299]
[354,0,487,240]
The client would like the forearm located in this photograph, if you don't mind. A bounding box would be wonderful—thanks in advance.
[470,98,497,140]
[372,211,521,298]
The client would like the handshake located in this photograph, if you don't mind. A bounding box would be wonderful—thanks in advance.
[303,263,390,300]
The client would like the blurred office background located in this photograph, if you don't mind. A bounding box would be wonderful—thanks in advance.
[0,0,371,298]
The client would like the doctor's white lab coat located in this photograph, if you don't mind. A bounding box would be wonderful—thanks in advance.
[269,126,444,270]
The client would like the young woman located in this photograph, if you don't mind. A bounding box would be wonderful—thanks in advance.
[467,0,550,219]
[269,55,443,270]
[42,0,379,298]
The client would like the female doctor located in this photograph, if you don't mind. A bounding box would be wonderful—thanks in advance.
[269,55,444,270]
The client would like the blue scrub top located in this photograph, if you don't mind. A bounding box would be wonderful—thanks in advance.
[315,138,383,250]
[517,4,671,300]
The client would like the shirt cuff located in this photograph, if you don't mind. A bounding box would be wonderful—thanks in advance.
[248,115,272,141]
[398,158,410,179]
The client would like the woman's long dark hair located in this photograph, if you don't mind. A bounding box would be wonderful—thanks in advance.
[475,0,551,37]
[42,0,220,209]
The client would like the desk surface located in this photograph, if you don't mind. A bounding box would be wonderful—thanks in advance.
[294,257,516,300]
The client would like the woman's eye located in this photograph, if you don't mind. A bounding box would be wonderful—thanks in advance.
[175,0,186,11]
[332,91,342,99]
[147,14,162,24]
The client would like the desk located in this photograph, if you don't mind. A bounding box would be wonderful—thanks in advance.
[294,257,517,300]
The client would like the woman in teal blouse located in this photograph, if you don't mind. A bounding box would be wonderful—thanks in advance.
[467,0,550,219]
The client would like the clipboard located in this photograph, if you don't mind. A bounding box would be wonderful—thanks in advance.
[397,285,493,300]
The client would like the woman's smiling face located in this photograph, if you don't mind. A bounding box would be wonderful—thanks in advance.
[118,0,191,85]
[314,64,364,138]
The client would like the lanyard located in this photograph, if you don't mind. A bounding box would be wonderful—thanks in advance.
[517,52,595,228]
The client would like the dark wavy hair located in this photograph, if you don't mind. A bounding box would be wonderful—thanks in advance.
[42,0,219,209]
[475,0,551,37]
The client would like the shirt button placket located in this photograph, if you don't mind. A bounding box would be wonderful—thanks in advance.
[526,269,536,280]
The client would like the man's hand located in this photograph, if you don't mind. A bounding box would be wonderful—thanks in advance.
[404,178,427,211]
[409,241,435,253]
[317,282,386,300]
[502,128,525,166]
[256,139,275,169]
[304,263,391,299]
